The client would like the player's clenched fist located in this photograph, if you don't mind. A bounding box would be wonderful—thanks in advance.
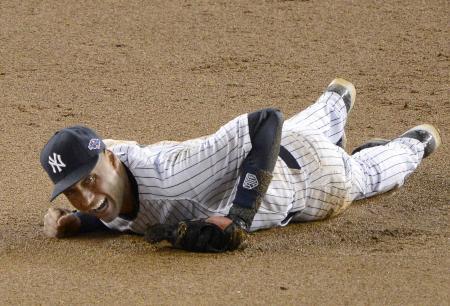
[43,207,81,238]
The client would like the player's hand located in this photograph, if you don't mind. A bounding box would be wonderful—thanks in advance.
[43,207,81,238]
[144,217,246,253]
[205,216,233,230]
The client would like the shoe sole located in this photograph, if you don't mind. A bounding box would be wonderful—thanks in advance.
[328,78,356,113]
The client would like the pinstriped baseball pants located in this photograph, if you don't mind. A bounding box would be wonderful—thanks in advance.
[287,91,425,222]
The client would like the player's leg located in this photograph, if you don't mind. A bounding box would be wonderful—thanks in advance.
[290,124,441,222]
[287,129,351,223]
[283,78,355,148]
[348,124,441,201]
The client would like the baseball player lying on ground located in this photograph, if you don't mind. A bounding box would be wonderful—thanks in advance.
[40,78,441,252]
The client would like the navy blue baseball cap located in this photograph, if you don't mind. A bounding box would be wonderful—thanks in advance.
[40,125,105,201]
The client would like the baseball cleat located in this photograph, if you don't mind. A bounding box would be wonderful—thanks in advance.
[327,78,356,150]
[351,124,441,158]
[326,78,356,113]
[399,124,441,158]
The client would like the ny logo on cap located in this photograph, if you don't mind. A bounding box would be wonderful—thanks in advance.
[88,138,101,150]
[48,153,66,173]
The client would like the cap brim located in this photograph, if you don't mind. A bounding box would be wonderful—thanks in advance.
[49,155,99,202]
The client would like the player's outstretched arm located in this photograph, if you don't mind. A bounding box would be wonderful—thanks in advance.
[43,207,111,238]
[144,109,283,252]
[228,108,283,229]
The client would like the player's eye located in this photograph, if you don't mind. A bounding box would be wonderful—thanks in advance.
[84,175,96,185]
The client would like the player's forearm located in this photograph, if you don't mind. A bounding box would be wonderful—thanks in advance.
[228,108,284,229]
[74,211,112,234]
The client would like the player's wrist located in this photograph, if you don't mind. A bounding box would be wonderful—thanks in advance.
[227,207,254,231]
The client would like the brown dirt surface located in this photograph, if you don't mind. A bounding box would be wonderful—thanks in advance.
[0,0,449,305]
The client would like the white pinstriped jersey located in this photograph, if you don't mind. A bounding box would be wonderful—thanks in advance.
[102,114,308,233]
[101,91,426,233]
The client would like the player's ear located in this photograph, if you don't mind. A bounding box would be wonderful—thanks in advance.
[105,150,120,170]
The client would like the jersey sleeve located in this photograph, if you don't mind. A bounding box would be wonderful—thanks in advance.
[74,211,113,233]
[228,108,284,228]
[127,114,252,203]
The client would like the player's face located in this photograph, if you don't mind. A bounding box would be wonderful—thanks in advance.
[63,151,129,222]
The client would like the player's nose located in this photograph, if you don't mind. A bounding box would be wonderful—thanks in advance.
[74,187,96,211]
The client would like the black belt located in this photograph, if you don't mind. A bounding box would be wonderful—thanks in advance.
[278,145,301,170]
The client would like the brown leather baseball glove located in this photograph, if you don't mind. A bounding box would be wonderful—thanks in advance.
[144,218,246,253]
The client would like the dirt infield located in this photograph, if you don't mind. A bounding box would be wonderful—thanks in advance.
[0,0,448,304]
